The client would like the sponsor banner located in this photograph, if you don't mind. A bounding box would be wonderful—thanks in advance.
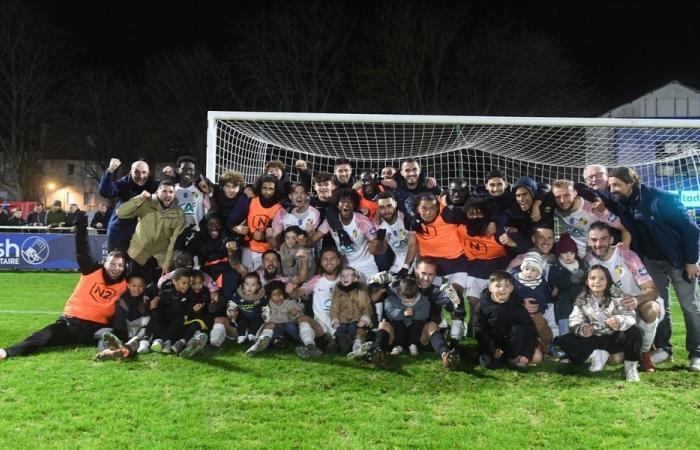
[0,233,108,270]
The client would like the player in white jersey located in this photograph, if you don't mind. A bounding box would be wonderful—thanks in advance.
[586,221,663,372]
[311,188,385,280]
[375,191,418,277]
[551,179,630,257]
[269,183,321,240]
[173,156,210,229]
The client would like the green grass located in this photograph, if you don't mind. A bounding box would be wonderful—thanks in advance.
[1,272,699,449]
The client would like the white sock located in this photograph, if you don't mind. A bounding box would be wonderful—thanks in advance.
[638,318,659,352]
[299,322,316,346]
[450,320,464,340]
[374,303,384,322]
[260,329,274,340]
[210,323,226,347]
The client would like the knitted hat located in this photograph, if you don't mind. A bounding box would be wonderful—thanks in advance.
[520,251,544,274]
[556,233,578,256]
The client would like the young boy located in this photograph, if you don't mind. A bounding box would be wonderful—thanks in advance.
[94,273,154,361]
[475,270,540,371]
[170,270,210,357]
[149,268,192,354]
[330,267,372,354]
[384,277,430,356]
[512,252,554,358]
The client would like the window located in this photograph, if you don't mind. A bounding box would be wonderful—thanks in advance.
[68,163,75,175]
[83,192,91,206]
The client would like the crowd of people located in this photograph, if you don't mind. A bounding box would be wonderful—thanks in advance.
[1,155,699,382]
[0,200,112,230]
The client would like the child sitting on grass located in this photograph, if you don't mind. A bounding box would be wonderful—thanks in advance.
[226,272,267,344]
[330,267,372,354]
[149,268,191,355]
[384,277,430,357]
[246,281,321,357]
[170,270,210,358]
[512,252,555,359]
[475,270,541,371]
[559,265,642,382]
[94,273,156,361]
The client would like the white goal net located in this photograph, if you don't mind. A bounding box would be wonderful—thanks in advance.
[206,112,700,195]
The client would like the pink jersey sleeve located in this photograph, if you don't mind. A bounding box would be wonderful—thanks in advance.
[307,206,321,231]
[621,248,653,286]
[355,213,378,241]
[300,274,320,296]
[271,208,287,235]
[317,219,330,234]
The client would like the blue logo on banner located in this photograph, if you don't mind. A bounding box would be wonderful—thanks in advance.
[21,236,50,265]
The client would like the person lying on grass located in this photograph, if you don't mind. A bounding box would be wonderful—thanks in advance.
[0,217,127,361]
[558,265,642,382]
[475,270,542,371]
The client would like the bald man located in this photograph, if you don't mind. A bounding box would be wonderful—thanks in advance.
[99,157,160,252]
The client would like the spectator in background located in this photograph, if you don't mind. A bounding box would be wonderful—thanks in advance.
[90,202,112,230]
[27,203,46,226]
[100,157,160,252]
[6,209,26,227]
[46,200,67,227]
[0,205,8,226]
[65,204,87,227]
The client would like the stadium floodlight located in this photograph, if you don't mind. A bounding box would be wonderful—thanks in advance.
[206,112,700,193]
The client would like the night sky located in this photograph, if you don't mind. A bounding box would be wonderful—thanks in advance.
[30,0,700,114]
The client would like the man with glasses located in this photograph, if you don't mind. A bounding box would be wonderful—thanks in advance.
[582,164,609,191]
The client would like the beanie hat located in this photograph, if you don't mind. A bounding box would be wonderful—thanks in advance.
[520,251,544,274]
[556,233,578,256]
[52,200,62,207]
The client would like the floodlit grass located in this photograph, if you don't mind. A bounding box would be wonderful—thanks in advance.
[1,272,699,449]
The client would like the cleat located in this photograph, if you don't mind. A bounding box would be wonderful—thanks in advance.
[181,334,208,358]
[94,347,130,362]
[442,348,461,370]
[690,357,700,372]
[151,339,163,353]
[137,340,151,354]
[390,346,403,356]
[625,360,640,382]
[102,332,124,351]
[347,341,374,361]
[409,344,418,356]
[588,349,609,372]
[640,351,656,373]
[162,340,173,354]
[246,336,271,357]
[651,349,671,365]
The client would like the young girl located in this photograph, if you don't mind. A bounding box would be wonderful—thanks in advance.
[278,225,315,281]
[559,265,642,382]
[226,273,267,344]
[330,267,372,354]
[548,233,587,337]
[475,270,541,371]
[246,281,306,356]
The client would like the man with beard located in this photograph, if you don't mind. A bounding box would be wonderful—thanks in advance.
[311,189,385,278]
[375,192,417,277]
[116,180,186,281]
[392,158,441,220]
[472,169,511,214]
[238,175,283,272]
[0,219,127,360]
[332,158,358,190]
[100,158,160,252]
[256,249,307,288]
[172,156,210,230]
[552,179,631,258]
[608,167,700,372]
[441,178,469,207]
[356,170,384,218]
[269,183,321,244]
[287,247,344,342]
[586,222,663,372]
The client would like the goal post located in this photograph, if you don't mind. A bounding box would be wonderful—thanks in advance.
[206,111,700,196]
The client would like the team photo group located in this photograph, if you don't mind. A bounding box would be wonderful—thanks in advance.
[1,154,699,383]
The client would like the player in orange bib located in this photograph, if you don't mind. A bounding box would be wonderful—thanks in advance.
[239,174,283,272]
[0,217,127,360]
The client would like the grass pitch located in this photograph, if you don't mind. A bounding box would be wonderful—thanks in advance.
[1,272,699,449]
